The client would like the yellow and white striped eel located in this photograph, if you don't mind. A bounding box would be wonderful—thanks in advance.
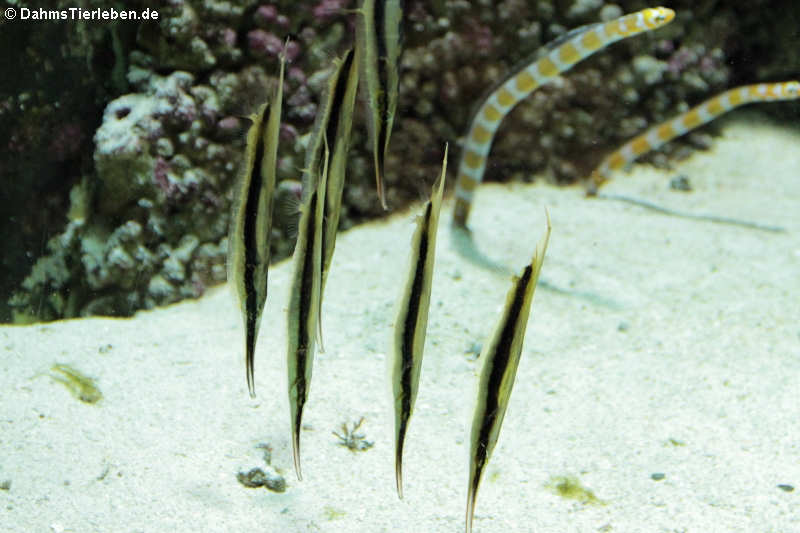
[453,6,675,228]
[589,80,800,190]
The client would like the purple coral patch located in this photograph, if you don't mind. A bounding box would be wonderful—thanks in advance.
[312,0,349,21]
[153,157,172,195]
[247,29,284,57]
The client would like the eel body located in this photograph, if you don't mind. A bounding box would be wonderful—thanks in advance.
[453,7,674,228]
[589,80,800,190]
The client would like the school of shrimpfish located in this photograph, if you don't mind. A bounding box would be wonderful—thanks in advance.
[226,4,800,531]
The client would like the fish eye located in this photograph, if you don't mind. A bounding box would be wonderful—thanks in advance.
[654,8,675,23]
[647,9,665,24]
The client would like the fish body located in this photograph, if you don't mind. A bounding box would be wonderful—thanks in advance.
[287,147,329,481]
[302,48,360,347]
[391,145,448,499]
[320,49,360,290]
[228,56,285,398]
[453,7,675,228]
[589,80,800,190]
[356,0,403,209]
[465,213,551,533]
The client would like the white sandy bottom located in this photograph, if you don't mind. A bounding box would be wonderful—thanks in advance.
[2,117,799,532]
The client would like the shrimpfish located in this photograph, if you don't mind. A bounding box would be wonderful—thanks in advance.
[301,48,360,347]
[391,144,448,499]
[287,145,329,481]
[356,0,403,209]
[228,53,286,397]
[465,212,551,533]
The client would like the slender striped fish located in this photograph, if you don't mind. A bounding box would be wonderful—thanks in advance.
[465,212,551,533]
[319,49,360,292]
[301,48,360,346]
[391,144,448,499]
[453,7,675,229]
[287,145,329,481]
[228,54,285,398]
[589,80,800,191]
[356,0,403,210]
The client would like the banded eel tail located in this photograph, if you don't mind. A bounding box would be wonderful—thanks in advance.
[452,6,675,229]
[588,80,800,191]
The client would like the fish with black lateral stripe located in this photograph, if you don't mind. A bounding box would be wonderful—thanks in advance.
[465,211,551,533]
[391,144,447,499]
[228,53,285,398]
[356,0,403,210]
[301,48,360,349]
[287,144,329,481]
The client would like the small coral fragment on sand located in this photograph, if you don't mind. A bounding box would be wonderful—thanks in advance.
[333,417,374,452]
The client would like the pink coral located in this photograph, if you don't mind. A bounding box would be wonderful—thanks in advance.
[254,5,278,24]
[280,123,298,142]
[219,28,237,47]
[313,0,349,21]
[49,122,84,162]
[284,40,301,62]
[466,20,493,57]
[216,116,241,137]
[288,66,306,85]
[247,29,284,57]
[153,157,174,196]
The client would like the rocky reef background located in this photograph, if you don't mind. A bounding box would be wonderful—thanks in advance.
[3,0,799,322]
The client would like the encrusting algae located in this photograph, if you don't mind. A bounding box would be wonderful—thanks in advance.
[47,363,102,404]
[546,475,604,505]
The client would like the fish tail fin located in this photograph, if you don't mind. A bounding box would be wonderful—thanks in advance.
[395,431,405,499]
[465,459,483,533]
[465,475,479,533]
[292,422,303,481]
[375,153,388,210]
[245,323,256,398]
[246,362,256,399]
[315,139,330,353]
[316,311,325,353]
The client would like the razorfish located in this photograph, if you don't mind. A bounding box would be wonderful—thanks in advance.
[391,144,448,499]
[228,53,285,398]
[356,0,403,210]
[301,48,360,347]
[465,212,551,533]
[589,80,800,191]
[453,7,675,229]
[287,145,329,481]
